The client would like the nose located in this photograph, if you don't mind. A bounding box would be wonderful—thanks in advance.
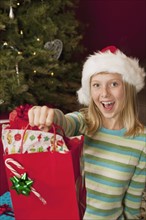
[101,86,110,98]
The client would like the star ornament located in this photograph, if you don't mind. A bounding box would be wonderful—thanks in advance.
[10,173,33,196]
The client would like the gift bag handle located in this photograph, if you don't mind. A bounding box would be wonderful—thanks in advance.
[50,123,65,136]
[20,124,30,153]
[20,123,64,153]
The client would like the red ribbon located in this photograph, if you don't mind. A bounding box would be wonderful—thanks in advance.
[15,104,32,120]
[0,204,14,217]
[9,104,33,129]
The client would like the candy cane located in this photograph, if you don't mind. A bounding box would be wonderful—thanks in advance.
[5,158,47,205]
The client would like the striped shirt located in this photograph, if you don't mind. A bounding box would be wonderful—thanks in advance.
[54,109,146,220]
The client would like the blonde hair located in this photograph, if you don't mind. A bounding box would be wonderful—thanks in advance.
[80,82,144,137]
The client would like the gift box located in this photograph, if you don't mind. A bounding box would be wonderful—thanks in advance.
[0,191,15,220]
[1,105,86,220]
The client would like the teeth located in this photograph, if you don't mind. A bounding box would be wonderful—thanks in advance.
[102,101,114,105]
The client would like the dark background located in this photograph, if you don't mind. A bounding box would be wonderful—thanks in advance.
[76,0,146,124]
[77,0,146,60]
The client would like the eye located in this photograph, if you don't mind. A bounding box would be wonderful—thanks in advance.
[92,83,100,88]
[110,81,119,87]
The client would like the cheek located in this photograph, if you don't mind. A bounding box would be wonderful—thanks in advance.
[118,92,124,100]
[118,87,125,99]
[90,89,99,100]
[116,88,125,106]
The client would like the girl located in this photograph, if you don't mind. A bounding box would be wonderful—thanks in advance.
[28,46,146,220]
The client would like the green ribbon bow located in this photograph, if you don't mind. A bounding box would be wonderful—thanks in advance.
[10,173,33,196]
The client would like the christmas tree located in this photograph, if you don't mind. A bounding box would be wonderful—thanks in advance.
[0,0,84,113]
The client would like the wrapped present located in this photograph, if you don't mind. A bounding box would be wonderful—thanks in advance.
[0,191,15,220]
[1,105,86,220]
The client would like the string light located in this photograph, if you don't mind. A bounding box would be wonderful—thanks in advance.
[2,42,19,53]
[33,70,36,73]
[20,30,23,35]
[50,72,54,76]
[0,99,4,105]
[33,52,36,55]
[3,42,8,46]
[36,38,40,41]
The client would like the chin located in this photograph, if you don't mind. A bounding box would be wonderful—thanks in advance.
[101,110,117,118]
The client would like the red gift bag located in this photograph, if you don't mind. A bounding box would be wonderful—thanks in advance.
[2,124,86,220]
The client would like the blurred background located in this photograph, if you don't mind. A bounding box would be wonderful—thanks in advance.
[0,0,146,124]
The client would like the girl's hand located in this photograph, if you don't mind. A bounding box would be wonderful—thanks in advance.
[28,106,54,131]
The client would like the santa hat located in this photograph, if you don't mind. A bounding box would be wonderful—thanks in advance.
[77,46,146,105]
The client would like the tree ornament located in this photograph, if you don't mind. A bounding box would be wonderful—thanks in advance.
[1,43,20,85]
[9,6,14,19]
[15,63,20,85]
[44,39,63,60]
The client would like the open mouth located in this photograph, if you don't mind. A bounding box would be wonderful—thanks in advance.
[101,101,115,111]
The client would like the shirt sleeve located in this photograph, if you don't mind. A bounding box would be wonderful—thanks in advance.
[122,145,146,219]
[54,109,86,136]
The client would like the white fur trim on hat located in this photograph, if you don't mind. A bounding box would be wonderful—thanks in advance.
[77,46,146,106]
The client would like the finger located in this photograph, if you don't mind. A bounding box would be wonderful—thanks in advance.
[38,125,50,132]
[46,108,54,127]
[39,106,50,126]
[28,106,38,126]
[33,106,42,126]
